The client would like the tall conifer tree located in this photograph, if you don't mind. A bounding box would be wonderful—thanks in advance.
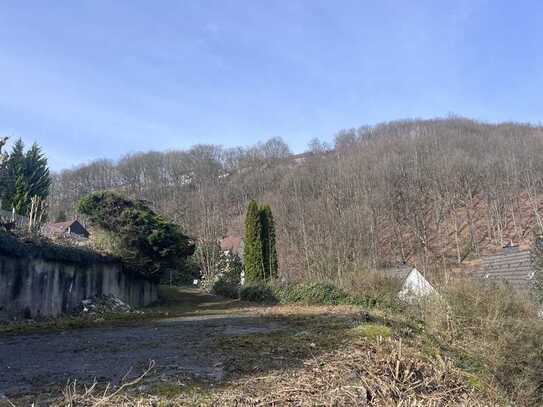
[244,199,264,282]
[2,139,25,211]
[12,142,51,215]
[260,204,278,279]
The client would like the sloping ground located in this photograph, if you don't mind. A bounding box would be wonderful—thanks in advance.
[376,192,543,269]
[1,288,500,406]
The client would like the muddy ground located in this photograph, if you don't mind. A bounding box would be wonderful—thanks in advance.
[0,289,285,402]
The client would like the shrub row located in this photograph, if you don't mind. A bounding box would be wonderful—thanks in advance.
[239,281,398,308]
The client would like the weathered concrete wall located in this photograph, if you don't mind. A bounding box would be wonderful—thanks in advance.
[0,254,158,318]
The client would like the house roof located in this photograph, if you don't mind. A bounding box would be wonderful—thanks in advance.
[219,235,243,252]
[474,250,536,289]
[47,220,88,235]
[48,221,76,231]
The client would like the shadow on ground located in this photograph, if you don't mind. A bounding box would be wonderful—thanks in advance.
[0,287,401,404]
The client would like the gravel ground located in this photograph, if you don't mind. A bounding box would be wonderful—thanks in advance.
[0,311,284,400]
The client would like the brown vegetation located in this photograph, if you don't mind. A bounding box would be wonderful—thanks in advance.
[56,303,498,407]
[49,118,543,281]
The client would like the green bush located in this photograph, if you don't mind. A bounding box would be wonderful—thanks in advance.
[78,191,194,280]
[240,281,353,306]
[240,284,278,304]
[239,280,399,309]
[276,282,349,305]
[212,277,239,299]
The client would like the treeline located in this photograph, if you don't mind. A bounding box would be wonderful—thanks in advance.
[49,118,543,281]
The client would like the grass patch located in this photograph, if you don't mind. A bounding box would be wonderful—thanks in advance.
[466,373,485,391]
[351,322,392,339]
[150,382,185,397]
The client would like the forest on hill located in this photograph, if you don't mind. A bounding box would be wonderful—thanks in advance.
[50,117,543,280]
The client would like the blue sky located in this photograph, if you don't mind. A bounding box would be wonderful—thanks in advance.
[0,1,542,170]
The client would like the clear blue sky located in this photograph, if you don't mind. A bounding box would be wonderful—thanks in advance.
[1,1,542,170]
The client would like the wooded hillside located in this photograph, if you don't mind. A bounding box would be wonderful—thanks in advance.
[49,118,543,280]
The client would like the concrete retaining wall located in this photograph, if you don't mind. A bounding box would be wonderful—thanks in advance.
[0,254,158,318]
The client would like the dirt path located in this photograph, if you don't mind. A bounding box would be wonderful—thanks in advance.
[0,288,283,400]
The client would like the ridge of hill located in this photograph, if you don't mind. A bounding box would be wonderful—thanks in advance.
[49,117,543,278]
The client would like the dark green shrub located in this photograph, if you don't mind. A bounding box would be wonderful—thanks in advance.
[277,282,349,305]
[239,280,399,309]
[78,191,194,280]
[240,284,278,304]
[212,277,239,299]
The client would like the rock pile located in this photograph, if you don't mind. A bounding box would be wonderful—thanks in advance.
[80,294,134,315]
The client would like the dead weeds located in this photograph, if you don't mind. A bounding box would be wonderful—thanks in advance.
[33,304,500,406]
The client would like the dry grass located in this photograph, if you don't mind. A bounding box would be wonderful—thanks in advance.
[214,338,493,406]
[6,284,533,406]
[41,302,499,407]
[417,278,543,406]
[51,336,495,407]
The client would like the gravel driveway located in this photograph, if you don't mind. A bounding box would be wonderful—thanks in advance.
[0,310,284,400]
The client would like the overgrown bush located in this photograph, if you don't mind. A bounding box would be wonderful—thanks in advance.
[198,249,244,298]
[240,280,388,307]
[274,282,349,305]
[420,278,543,406]
[211,252,243,298]
[212,277,240,299]
[334,270,402,309]
[240,284,278,304]
[78,191,194,280]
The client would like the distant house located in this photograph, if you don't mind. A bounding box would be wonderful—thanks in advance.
[219,235,244,259]
[473,245,536,290]
[383,265,437,301]
[46,220,90,239]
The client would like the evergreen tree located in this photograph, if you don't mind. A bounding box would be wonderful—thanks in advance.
[2,139,25,211]
[260,204,278,279]
[0,137,9,204]
[12,143,51,215]
[244,199,264,282]
[13,173,28,215]
[78,191,195,280]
